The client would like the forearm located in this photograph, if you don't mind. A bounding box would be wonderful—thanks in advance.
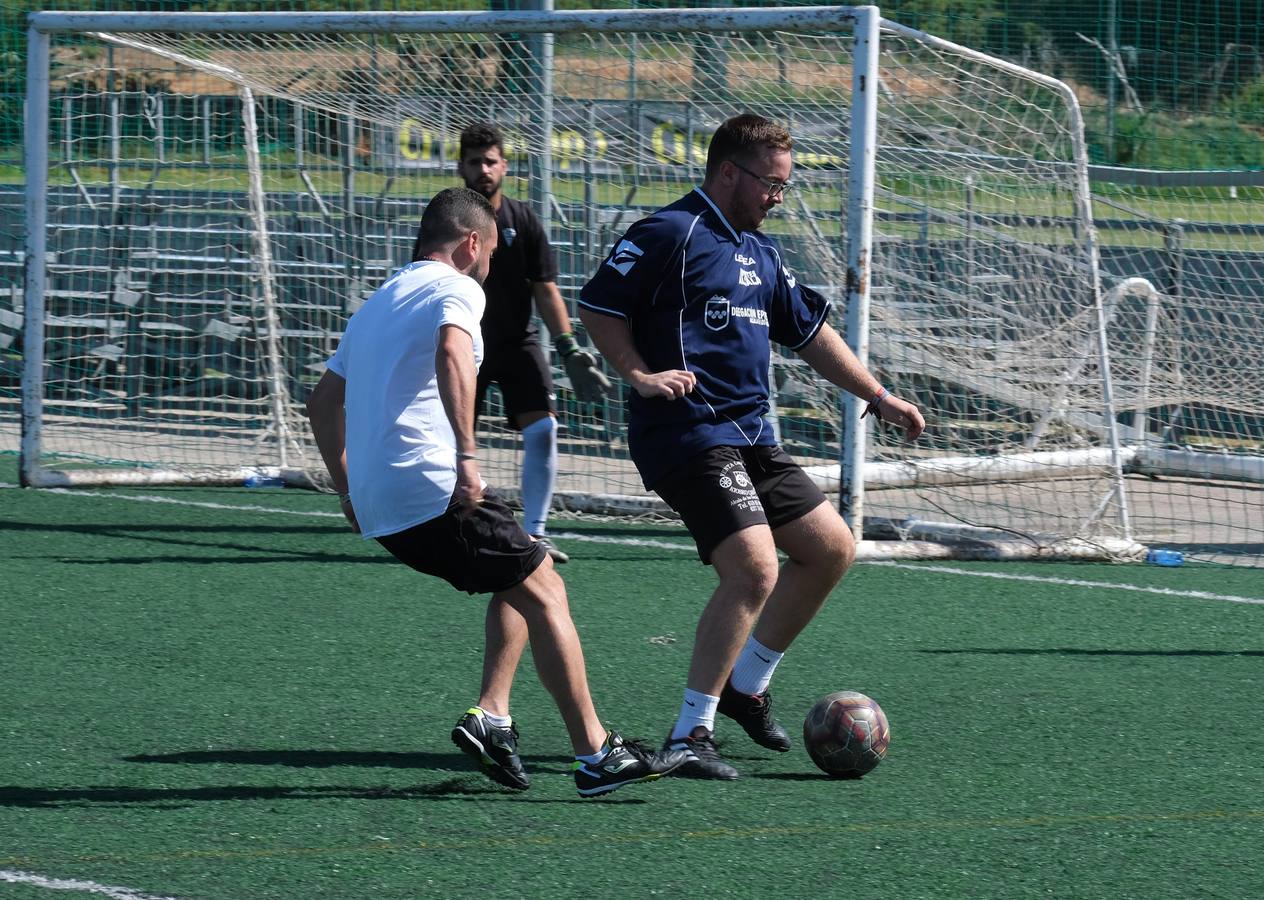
[436,327,478,457]
[796,323,883,400]
[799,323,926,440]
[578,308,651,382]
[532,281,573,341]
[305,371,350,494]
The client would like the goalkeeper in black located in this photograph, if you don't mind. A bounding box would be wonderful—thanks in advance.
[455,122,611,563]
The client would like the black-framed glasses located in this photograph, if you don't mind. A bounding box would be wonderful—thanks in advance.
[728,159,794,197]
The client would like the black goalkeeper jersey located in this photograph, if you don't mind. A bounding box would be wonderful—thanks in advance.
[480,195,560,350]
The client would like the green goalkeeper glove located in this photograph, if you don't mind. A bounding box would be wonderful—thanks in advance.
[555,332,613,403]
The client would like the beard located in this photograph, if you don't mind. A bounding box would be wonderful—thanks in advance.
[466,175,499,199]
[733,204,771,232]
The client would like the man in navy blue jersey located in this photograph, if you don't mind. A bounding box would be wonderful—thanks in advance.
[579,113,926,779]
[456,122,612,565]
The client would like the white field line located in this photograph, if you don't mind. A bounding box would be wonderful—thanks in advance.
[549,530,699,553]
[0,870,179,900]
[870,561,1264,606]
[6,484,1262,606]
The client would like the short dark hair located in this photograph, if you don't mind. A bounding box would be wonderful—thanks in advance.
[705,113,794,177]
[410,187,496,262]
[459,122,505,160]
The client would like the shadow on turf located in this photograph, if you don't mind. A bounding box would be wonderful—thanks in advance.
[0,749,662,805]
[918,648,1264,657]
[0,780,642,808]
[0,519,392,566]
[3,520,686,565]
[0,521,337,537]
[123,749,572,772]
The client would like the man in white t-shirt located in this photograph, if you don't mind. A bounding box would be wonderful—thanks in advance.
[305,188,685,797]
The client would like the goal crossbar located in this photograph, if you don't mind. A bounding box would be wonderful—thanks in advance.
[28,7,864,35]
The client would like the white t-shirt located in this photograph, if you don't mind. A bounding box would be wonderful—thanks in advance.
[326,260,485,538]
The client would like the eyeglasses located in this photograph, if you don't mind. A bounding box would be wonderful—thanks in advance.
[728,159,794,198]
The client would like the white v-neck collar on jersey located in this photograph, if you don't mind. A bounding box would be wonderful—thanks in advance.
[691,187,742,243]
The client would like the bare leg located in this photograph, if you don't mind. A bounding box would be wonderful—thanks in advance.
[475,596,528,717]
[753,501,854,652]
[684,525,780,696]
[494,556,607,756]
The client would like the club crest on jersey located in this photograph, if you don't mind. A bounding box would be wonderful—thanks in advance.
[502,227,517,247]
[705,295,731,331]
[738,268,762,287]
[606,239,644,276]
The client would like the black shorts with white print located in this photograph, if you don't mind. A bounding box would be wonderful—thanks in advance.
[652,444,827,564]
[376,491,548,595]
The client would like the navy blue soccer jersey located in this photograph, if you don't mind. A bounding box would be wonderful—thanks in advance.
[579,188,831,488]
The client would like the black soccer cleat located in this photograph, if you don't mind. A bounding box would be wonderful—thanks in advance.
[573,732,688,797]
[451,707,531,791]
[663,725,740,780]
[718,681,792,752]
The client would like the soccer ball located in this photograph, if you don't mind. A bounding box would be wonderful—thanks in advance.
[803,691,890,778]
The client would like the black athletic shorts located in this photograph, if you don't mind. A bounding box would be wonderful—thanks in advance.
[653,444,828,565]
[476,338,555,428]
[375,490,548,595]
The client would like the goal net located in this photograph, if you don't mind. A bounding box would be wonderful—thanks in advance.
[15,7,1261,563]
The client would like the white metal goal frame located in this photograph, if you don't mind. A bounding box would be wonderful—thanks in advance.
[22,6,910,505]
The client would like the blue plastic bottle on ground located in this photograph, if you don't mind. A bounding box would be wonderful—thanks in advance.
[244,474,286,488]
[1145,549,1184,567]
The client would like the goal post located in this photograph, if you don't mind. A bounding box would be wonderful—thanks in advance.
[15,7,1262,564]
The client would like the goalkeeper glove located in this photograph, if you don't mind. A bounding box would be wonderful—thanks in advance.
[555,332,612,403]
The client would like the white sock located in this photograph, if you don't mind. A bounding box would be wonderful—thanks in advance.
[576,737,611,764]
[730,636,785,695]
[670,689,719,741]
[479,708,512,728]
[521,416,557,537]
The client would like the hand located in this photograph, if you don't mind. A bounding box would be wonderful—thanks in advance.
[455,458,484,511]
[562,349,613,403]
[338,495,361,534]
[631,369,696,400]
[877,394,926,441]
